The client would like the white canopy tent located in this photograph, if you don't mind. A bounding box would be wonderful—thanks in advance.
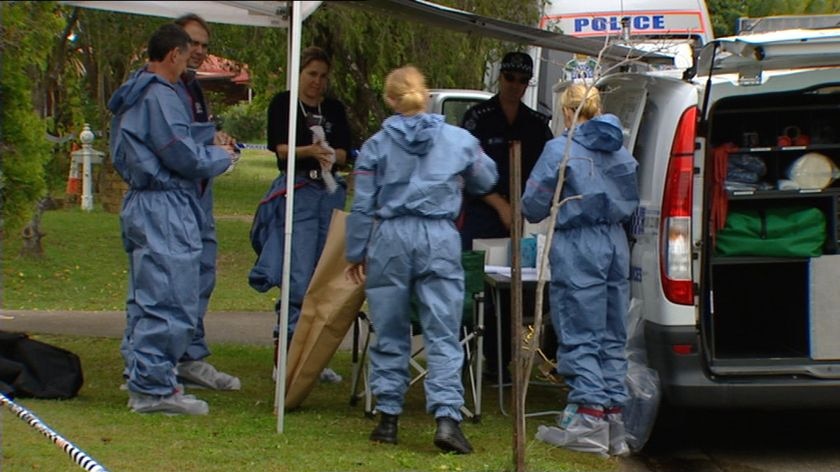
[62,1,322,27]
[60,0,669,435]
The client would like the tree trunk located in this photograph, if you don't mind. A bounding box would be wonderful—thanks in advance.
[19,197,56,258]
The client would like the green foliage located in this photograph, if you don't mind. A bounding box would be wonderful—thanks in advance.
[210,23,287,98]
[707,0,750,37]
[0,1,64,233]
[70,8,163,131]
[209,0,541,148]
[707,0,840,37]
[301,0,542,147]
[218,100,268,144]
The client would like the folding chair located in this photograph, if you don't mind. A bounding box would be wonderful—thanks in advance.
[349,251,486,422]
[485,273,566,418]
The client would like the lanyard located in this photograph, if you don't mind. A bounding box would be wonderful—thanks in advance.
[298,100,322,118]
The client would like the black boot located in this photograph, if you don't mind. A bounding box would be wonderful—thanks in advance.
[370,413,398,444]
[434,417,473,454]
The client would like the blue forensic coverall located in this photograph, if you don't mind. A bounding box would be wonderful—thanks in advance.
[118,72,219,373]
[248,175,346,338]
[109,68,231,396]
[346,113,498,421]
[175,73,217,362]
[521,113,639,408]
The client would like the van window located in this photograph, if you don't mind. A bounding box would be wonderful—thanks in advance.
[600,85,647,149]
[602,83,656,187]
[441,98,486,126]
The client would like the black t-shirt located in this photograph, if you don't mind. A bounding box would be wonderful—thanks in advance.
[266,91,352,173]
[461,94,553,198]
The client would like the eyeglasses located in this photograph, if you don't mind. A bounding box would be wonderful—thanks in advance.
[189,39,210,50]
[503,72,530,85]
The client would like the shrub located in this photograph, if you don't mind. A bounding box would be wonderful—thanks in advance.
[217,100,267,144]
[1,2,63,233]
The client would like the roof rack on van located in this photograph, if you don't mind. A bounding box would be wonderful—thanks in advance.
[738,14,840,34]
[696,28,840,78]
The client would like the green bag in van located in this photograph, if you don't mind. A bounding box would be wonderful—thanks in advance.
[715,206,826,257]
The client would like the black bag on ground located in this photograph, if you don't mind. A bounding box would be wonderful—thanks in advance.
[0,331,83,399]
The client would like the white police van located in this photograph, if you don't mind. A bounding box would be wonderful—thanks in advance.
[429,16,840,416]
[588,27,840,411]
[527,0,714,116]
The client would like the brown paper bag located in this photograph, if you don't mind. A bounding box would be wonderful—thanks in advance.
[285,209,366,409]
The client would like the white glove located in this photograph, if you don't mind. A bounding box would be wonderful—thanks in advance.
[320,146,338,194]
[311,126,338,194]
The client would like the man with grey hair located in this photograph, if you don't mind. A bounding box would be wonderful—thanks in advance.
[110,23,236,414]
[170,14,242,391]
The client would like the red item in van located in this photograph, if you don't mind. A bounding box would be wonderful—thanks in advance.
[710,142,737,246]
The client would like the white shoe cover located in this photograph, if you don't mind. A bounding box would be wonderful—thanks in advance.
[123,383,194,406]
[536,407,609,457]
[606,410,631,457]
[128,391,209,415]
[319,367,343,384]
[177,360,241,390]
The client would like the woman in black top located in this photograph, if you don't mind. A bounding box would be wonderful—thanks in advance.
[267,47,351,174]
[254,47,352,371]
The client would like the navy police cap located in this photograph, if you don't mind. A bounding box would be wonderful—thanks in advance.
[500,52,533,77]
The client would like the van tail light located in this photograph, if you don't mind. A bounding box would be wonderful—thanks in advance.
[671,343,695,355]
[660,106,697,305]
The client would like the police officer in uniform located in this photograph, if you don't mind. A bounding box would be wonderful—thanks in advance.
[460,51,553,382]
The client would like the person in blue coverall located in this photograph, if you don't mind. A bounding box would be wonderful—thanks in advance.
[170,13,241,391]
[344,66,498,454]
[250,47,350,383]
[109,24,235,415]
[521,83,639,456]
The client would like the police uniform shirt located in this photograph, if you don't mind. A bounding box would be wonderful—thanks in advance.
[267,90,352,173]
[461,94,552,200]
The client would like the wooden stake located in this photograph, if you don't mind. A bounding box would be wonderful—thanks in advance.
[509,140,526,472]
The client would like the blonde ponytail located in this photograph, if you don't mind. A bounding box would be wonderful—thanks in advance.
[384,65,428,115]
[560,83,601,120]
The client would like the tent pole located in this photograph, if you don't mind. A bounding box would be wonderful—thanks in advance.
[275,0,302,434]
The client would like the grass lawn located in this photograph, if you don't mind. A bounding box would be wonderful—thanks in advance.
[2,334,617,472]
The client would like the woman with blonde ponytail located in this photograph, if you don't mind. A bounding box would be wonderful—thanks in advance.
[382,66,428,115]
[522,82,639,457]
[345,65,498,454]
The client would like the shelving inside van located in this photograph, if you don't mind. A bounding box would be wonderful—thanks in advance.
[705,84,840,363]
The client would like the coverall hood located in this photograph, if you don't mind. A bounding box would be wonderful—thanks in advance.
[570,114,624,152]
[383,113,444,157]
[108,67,166,115]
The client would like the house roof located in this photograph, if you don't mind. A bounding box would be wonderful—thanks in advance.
[197,54,250,84]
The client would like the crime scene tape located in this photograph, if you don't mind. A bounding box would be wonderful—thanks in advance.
[235,142,268,150]
[0,392,109,472]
